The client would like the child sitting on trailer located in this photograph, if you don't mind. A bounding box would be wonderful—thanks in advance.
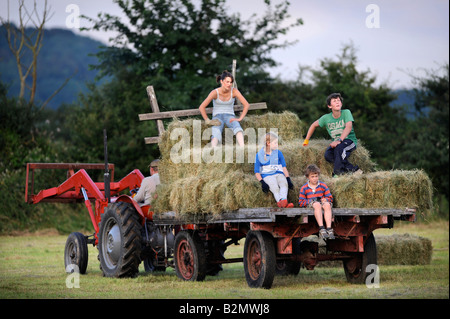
[298,164,335,239]
[254,132,294,208]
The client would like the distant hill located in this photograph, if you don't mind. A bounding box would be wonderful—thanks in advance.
[0,25,104,109]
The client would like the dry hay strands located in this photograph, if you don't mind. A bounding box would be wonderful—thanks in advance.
[323,169,434,216]
[153,171,276,217]
[158,139,376,186]
[157,145,259,184]
[239,110,306,142]
[158,111,305,159]
[375,233,433,265]
[280,139,376,177]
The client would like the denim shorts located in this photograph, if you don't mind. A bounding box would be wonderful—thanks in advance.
[211,113,243,142]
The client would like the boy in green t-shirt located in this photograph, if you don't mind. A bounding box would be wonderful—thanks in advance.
[302,93,362,176]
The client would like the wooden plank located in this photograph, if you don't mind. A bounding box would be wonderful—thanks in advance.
[146,86,165,136]
[139,102,267,121]
[151,207,415,225]
[231,59,242,105]
[144,136,161,144]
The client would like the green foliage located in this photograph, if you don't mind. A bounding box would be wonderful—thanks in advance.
[56,78,160,177]
[83,0,303,108]
[401,64,449,205]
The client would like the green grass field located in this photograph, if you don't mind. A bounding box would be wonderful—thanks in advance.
[0,221,448,299]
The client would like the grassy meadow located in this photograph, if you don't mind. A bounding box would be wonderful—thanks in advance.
[0,221,448,299]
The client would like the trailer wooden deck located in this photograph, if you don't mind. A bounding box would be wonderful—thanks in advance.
[152,207,416,225]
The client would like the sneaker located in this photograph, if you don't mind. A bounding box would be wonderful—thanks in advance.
[319,228,328,240]
[353,169,363,175]
[286,202,294,208]
[326,228,335,239]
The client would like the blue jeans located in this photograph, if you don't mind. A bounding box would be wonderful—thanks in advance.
[211,113,243,142]
[324,139,358,175]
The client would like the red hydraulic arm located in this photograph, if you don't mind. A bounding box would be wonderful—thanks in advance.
[25,163,145,235]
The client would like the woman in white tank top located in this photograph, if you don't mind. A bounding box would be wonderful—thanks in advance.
[199,70,250,147]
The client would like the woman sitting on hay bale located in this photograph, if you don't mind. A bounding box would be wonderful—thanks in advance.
[254,132,295,208]
[198,70,250,147]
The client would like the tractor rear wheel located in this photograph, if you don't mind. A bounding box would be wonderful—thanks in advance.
[64,232,88,274]
[98,202,142,278]
[243,231,276,289]
[174,231,206,281]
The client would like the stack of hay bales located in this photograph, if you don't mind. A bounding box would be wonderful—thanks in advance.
[152,111,433,217]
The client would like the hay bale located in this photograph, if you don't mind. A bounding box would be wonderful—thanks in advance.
[152,170,274,216]
[158,139,376,186]
[158,111,305,159]
[240,111,306,142]
[153,169,433,216]
[324,169,434,214]
[375,233,433,265]
[315,233,432,267]
[279,139,376,177]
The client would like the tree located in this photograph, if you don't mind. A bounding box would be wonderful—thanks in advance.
[60,0,303,176]
[253,44,403,167]
[1,0,51,105]
[82,0,303,108]
[0,0,72,109]
[404,64,449,202]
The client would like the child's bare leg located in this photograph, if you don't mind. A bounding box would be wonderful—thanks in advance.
[312,202,323,227]
[322,202,332,228]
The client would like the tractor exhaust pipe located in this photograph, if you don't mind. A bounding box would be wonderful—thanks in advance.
[104,129,110,202]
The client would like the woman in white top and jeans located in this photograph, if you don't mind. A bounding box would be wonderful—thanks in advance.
[199,70,250,147]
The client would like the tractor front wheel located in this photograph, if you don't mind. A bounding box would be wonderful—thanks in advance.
[98,202,142,278]
[64,232,88,274]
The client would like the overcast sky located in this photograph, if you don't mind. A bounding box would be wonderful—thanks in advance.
[1,0,449,89]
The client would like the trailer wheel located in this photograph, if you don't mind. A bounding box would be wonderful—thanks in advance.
[343,233,377,284]
[98,202,142,278]
[64,232,88,274]
[244,231,276,289]
[174,231,206,281]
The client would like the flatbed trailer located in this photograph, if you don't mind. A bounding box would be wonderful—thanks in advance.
[151,207,415,288]
[25,163,416,288]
